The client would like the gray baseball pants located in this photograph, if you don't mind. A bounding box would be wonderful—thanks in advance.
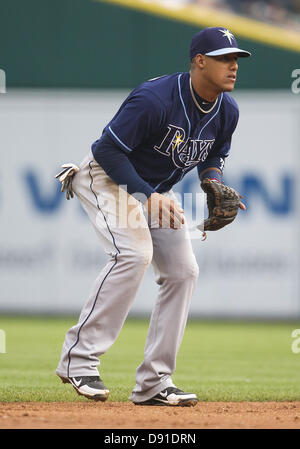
[56,151,199,403]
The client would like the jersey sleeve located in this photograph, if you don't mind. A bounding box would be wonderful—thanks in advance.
[92,132,155,201]
[106,91,165,154]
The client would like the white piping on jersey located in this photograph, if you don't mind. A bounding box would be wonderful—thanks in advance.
[197,93,223,140]
[176,95,223,185]
[109,126,133,153]
[178,74,191,136]
[153,74,190,191]
[154,74,223,192]
[153,168,178,191]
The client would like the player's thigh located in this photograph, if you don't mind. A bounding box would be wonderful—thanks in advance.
[149,189,198,279]
[150,226,199,281]
[73,155,153,260]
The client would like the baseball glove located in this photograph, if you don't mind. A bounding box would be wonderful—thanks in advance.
[198,178,241,239]
[55,163,79,200]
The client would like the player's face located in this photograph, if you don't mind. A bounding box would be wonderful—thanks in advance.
[204,53,239,93]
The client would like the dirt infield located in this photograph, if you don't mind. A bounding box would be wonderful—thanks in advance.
[1,401,300,429]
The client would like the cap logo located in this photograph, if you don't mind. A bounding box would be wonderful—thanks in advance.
[219,29,234,45]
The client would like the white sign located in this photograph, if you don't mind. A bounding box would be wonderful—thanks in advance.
[0,90,299,318]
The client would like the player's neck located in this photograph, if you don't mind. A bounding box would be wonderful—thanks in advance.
[190,72,219,102]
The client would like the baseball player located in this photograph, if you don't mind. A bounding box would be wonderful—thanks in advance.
[55,27,250,406]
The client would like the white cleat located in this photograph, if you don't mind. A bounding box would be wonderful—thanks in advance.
[133,386,198,407]
[59,375,109,402]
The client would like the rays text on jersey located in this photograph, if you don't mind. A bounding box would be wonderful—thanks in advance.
[154,124,215,169]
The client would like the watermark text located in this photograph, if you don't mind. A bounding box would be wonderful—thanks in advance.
[291,329,300,354]
[291,69,300,94]
[0,69,6,94]
[94,185,206,239]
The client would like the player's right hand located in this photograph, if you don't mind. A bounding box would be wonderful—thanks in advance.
[145,192,185,229]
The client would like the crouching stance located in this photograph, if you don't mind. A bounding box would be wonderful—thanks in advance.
[55,27,250,406]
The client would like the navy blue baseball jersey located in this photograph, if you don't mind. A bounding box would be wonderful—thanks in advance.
[92,71,239,197]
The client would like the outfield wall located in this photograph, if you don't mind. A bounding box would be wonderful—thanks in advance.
[0,89,299,318]
[1,0,299,89]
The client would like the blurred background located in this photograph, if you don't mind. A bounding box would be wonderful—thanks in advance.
[1,0,300,320]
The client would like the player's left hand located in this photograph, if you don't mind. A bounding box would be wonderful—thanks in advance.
[55,163,80,200]
[198,178,244,238]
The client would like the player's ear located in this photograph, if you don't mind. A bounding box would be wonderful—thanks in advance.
[194,54,206,69]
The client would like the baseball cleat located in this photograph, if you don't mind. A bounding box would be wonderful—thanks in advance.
[58,375,109,402]
[133,386,198,407]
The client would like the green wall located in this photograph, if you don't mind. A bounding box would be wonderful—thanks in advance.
[1,0,299,89]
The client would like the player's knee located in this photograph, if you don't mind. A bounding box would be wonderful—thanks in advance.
[181,260,199,282]
[168,259,199,283]
[135,247,153,267]
[126,246,153,269]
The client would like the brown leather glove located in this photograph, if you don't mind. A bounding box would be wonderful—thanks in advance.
[198,179,241,236]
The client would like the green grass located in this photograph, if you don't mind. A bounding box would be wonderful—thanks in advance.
[0,316,300,402]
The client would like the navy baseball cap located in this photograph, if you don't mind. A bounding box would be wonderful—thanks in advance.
[190,27,251,60]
